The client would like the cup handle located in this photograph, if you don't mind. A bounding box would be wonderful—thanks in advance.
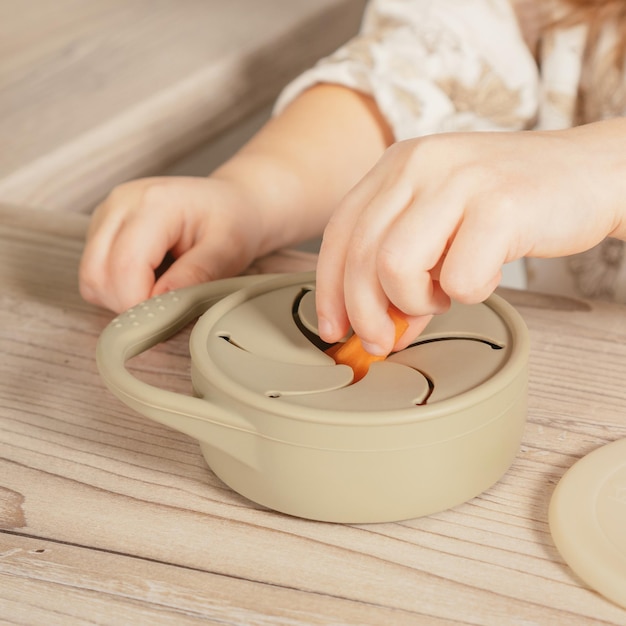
[96,275,277,441]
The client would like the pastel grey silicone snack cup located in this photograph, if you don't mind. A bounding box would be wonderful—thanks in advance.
[97,271,529,523]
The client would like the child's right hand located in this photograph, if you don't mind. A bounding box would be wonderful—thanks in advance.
[79,176,264,313]
[315,119,626,357]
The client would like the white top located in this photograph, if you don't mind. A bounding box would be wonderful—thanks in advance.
[276,0,626,302]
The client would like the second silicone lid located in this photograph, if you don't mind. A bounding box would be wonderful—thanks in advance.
[549,437,626,609]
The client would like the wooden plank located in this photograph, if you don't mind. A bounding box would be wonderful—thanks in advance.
[2,534,438,625]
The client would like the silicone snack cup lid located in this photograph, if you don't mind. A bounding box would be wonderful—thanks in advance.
[549,437,626,609]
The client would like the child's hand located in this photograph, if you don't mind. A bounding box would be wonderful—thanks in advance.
[79,176,263,312]
[316,122,626,356]
[79,86,395,314]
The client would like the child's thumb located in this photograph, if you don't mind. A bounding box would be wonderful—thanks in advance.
[151,248,220,297]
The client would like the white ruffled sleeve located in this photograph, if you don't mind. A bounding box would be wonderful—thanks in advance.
[274,0,540,139]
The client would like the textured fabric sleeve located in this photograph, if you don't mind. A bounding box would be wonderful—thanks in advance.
[274,0,540,139]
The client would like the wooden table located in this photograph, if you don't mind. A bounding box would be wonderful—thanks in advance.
[0,0,365,213]
[1,204,626,625]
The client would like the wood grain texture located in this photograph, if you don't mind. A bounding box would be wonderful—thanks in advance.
[0,0,366,213]
[1,204,626,625]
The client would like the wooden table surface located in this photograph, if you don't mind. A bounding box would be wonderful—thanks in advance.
[1,203,626,625]
[0,0,365,213]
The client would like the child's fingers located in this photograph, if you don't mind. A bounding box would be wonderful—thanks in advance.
[151,250,216,298]
[317,145,425,349]
[337,178,452,355]
[79,203,129,310]
[374,189,460,319]
[81,191,185,312]
[316,162,390,343]
[151,239,237,297]
[439,211,508,304]
[102,216,172,312]
[79,182,159,311]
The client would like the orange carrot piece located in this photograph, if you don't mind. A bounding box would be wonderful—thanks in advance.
[325,306,409,382]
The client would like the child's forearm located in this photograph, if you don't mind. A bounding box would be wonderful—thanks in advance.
[211,84,394,255]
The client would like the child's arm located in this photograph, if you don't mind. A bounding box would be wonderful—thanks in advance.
[80,0,538,315]
[79,84,393,312]
[316,117,626,356]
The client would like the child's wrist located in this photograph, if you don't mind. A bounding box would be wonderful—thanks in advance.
[211,153,319,255]
[566,120,626,240]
